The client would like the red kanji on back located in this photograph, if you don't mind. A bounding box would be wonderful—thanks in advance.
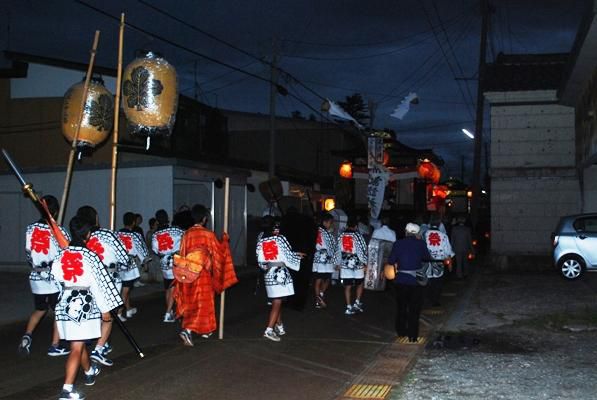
[342,235,354,253]
[30,227,51,255]
[87,237,105,261]
[61,251,84,283]
[119,234,133,251]
[262,240,279,261]
[428,232,442,246]
[156,232,174,252]
[316,231,323,246]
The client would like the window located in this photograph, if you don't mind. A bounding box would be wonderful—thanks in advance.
[574,217,597,233]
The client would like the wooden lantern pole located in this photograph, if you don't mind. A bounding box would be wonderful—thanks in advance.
[109,13,125,230]
[219,176,230,340]
[58,30,100,224]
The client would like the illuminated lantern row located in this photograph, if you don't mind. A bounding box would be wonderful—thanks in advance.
[122,51,178,147]
[339,161,353,179]
[61,77,114,151]
[417,160,441,183]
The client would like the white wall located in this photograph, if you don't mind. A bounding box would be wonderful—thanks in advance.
[582,165,597,212]
[0,165,173,263]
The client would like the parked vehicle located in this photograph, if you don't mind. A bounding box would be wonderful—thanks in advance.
[552,213,597,279]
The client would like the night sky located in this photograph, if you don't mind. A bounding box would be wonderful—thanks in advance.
[0,0,586,179]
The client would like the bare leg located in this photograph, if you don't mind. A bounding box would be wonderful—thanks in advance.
[96,313,112,347]
[355,282,364,302]
[80,345,91,372]
[314,278,321,300]
[64,341,83,385]
[166,287,174,313]
[25,310,47,335]
[320,278,330,296]
[51,320,61,346]
[344,285,352,306]
[267,299,282,329]
[121,287,131,310]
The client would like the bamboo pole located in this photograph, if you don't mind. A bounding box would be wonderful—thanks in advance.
[109,14,125,230]
[219,176,230,340]
[58,31,100,224]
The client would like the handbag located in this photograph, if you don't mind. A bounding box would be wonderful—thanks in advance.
[172,240,211,283]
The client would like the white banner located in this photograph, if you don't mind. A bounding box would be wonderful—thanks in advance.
[368,163,390,220]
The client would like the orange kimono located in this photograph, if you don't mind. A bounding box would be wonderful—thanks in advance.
[173,225,238,334]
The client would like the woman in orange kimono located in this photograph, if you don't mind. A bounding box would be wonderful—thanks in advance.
[173,204,237,347]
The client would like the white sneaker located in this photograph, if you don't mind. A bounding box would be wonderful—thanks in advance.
[133,281,145,287]
[126,308,137,318]
[163,312,175,323]
[263,328,280,342]
[117,313,127,322]
[344,305,355,315]
[353,300,364,313]
[274,323,286,336]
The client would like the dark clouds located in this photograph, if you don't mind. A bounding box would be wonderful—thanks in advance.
[1,0,586,179]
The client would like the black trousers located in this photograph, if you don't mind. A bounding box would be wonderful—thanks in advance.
[427,276,444,306]
[395,283,424,340]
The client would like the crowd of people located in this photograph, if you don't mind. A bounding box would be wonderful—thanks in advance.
[18,196,235,400]
[18,195,473,399]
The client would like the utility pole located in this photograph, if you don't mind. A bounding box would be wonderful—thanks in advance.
[268,40,278,179]
[471,0,489,233]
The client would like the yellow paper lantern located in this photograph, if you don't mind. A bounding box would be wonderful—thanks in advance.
[122,51,178,139]
[323,198,336,211]
[61,77,113,150]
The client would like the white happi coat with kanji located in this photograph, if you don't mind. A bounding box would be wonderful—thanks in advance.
[312,227,337,273]
[87,228,129,292]
[336,230,368,280]
[117,229,149,282]
[25,222,70,294]
[256,234,301,298]
[151,226,184,280]
[52,246,123,340]
[423,229,455,278]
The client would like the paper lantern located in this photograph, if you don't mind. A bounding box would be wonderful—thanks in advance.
[122,51,178,144]
[383,150,390,166]
[339,161,353,179]
[417,160,441,184]
[62,77,113,150]
[384,263,396,280]
[323,198,336,211]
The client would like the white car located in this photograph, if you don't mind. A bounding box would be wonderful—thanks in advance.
[552,213,597,279]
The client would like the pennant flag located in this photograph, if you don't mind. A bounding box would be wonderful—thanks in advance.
[323,99,364,129]
[390,92,418,120]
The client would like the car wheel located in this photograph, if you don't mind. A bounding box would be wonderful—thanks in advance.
[558,256,584,280]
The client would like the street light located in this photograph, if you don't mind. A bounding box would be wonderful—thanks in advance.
[462,128,475,139]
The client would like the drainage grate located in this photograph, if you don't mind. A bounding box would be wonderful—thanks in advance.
[395,336,427,345]
[344,384,392,399]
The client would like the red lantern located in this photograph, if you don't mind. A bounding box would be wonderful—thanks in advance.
[417,160,441,184]
[383,150,390,166]
[339,161,353,179]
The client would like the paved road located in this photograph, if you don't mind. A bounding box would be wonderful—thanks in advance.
[0,273,400,400]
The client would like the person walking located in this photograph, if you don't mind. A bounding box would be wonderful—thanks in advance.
[387,223,430,342]
[423,218,454,307]
[312,212,336,309]
[336,215,368,315]
[450,217,474,279]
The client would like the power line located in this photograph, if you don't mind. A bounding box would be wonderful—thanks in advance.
[75,1,278,88]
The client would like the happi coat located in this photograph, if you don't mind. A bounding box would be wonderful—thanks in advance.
[336,230,368,280]
[173,225,238,334]
[151,226,185,280]
[257,234,301,298]
[25,221,70,294]
[52,246,123,340]
[312,227,337,273]
[117,229,149,282]
[87,228,129,292]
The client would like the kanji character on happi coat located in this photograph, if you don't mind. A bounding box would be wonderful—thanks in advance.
[174,204,238,347]
[117,212,150,321]
[336,215,368,315]
[18,195,71,358]
[423,216,455,307]
[312,212,337,309]
[151,209,185,323]
[76,205,130,368]
[52,216,123,400]
[256,217,303,342]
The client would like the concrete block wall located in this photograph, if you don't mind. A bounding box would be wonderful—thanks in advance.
[487,91,580,256]
[490,104,575,169]
[491,177,580,254]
